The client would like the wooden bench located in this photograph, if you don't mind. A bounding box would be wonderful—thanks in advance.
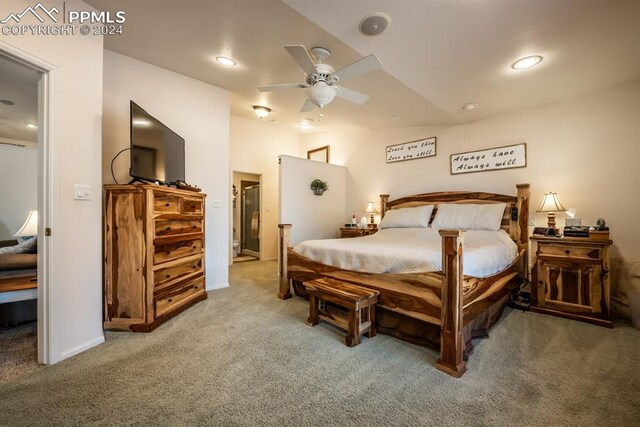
[304,277,379,347]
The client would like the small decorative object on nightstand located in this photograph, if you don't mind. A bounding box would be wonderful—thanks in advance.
[537,192,566,236]
[340,227,377,238]
[530,234,613,327]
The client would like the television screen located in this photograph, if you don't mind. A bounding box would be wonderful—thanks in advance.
[130,101,185,184]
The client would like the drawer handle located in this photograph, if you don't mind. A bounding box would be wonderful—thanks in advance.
[166,274,171,279]
[166,227,171,231]
[192,265,197,269]
[565,250,570,254]
[192,246,197,249]
[191,205,196,209]
[168,298,173,303]
[192,225,196,228]
[165,203,170,207]
[166,251,171,255]
[193,285,198,289]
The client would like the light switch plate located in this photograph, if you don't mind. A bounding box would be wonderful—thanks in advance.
[74,184,91,201]
[212,200,222,208]
[528,216,536,226]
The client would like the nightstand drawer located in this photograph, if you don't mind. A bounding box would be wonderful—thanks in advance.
[538,244,601,260]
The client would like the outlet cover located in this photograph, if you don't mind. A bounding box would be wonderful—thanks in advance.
[212,200,222,208]
[74,184,91,201]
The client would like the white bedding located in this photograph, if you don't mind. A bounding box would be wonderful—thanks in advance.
[293,227,518,278]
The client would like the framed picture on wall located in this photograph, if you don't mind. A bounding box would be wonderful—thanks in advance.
[307,145,330,163]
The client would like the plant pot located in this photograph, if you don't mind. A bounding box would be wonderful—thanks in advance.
[312,188,325,196]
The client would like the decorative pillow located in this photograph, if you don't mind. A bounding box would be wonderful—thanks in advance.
[379,205,434,229]
[430,203,506,231]
[0,237,37,255]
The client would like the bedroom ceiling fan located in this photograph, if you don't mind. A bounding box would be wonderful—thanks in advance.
[258,45,383,112]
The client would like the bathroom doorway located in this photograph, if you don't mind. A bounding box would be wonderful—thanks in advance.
[232,172,261,262]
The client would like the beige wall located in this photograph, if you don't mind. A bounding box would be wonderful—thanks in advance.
[1,0,105,362]
[0,146,37,240]
[230,116,300,261]
[103,50,230,289]
[301,81,640,314]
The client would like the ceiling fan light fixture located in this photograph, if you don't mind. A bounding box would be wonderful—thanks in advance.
[252,105,271,119]
[511,55,543,70]
[359,13,391,36]
[305,81,338,108]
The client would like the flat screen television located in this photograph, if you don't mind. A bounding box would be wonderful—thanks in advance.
[130,101,185,184]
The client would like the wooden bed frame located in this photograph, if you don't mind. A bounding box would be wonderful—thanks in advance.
[277,184,530,377]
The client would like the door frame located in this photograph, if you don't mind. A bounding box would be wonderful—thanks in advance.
[0,41,55,364]
[230,171,262,262]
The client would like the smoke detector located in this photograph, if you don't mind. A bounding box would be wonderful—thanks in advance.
[359,13,391,36]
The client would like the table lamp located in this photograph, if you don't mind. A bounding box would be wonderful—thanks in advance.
[537,192,565,234]
[364,202,377,225]
[14,210,38,240]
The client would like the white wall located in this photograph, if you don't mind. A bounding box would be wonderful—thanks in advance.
[0,146,37,240]
[230,116,300,260]
[103,50,230,290]
[300,81,640,314]
[0,0,105,362]
[279,155,346,246]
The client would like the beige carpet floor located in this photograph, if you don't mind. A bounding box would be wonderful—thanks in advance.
[0,322,38,383]
[1,260,639,426]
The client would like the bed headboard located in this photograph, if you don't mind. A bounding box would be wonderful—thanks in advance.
[380,184,530,247]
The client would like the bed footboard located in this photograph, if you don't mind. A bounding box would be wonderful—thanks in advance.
[436,230,466,377]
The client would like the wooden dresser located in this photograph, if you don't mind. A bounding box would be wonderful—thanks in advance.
[530,235,612,327]
[104,184,207,332]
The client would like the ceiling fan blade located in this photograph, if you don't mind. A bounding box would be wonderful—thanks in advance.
[300,99,316,113]
[285,45,318,77]
[257,83,306,92]
[336,86,370,105]
[333,54,382,82]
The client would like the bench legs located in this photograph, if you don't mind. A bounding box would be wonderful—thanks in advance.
[346,309,360,347]
[307,294,320,326]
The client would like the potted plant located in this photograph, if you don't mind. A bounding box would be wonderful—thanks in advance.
[310,179,329,196]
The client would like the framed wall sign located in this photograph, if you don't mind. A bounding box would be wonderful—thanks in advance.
[386,137,436,163]
[450,142,527,175]
[307,145,330,163]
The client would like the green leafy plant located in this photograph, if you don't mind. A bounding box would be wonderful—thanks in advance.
[310,179,329,195]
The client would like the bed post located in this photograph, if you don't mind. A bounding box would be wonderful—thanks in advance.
[380,194,389,218]
[277,224,292,299]
[436,230,467,378]
[516,184,530,279]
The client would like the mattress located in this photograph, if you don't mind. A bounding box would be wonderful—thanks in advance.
[293,227,518,278]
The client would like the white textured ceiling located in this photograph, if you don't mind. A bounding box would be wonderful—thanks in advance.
[0,55,39,143]
[86,0,640,133]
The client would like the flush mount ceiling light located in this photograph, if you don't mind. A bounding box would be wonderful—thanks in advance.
[0,99,15,105]
[359,12,391,36]
[252,105,271,119]
[215,56,236,67]
[296,121,313,130]
[391,115,402,121]
[461,102,478,111]
[511,55,543,70]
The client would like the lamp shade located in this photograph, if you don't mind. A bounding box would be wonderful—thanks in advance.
[14,210,38,237]
[537,193,566,213]
[306,82,338,108]
[365,202,377,214]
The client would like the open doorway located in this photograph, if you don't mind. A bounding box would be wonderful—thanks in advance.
[232,172,261,262]
[0,53,43,381]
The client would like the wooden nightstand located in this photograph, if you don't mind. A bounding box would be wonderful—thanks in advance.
[530,235,612,327]
[340,227,377,238]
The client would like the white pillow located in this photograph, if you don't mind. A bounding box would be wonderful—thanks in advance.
[379,205,434,229]
[431,203,506,231]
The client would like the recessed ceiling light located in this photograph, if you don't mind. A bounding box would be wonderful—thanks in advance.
[296,121,313,129]
[359,12,392,36]
[511,55,543,70]
[215,56,236,67]
[461,102,478,111]
[25,123,38,129]
[0,99,14,106]
[253,105,271,119]
[391,115,402,121]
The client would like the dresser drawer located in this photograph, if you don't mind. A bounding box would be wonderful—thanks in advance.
[155,277,205,317]
[538,244,601,260]
[154,255,203,287]
[154,238,203,265]
[154,193,180,213]
[182,197,203,214]
[155,219,202,237]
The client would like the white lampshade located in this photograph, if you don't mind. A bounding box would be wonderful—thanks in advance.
[365,202,377,214]
[14,210,38,237]
[537,192,566,213]
[306,82,337,108]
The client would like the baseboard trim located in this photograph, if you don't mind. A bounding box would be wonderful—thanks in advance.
[59,335,105,361]
[207,283,229,291]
